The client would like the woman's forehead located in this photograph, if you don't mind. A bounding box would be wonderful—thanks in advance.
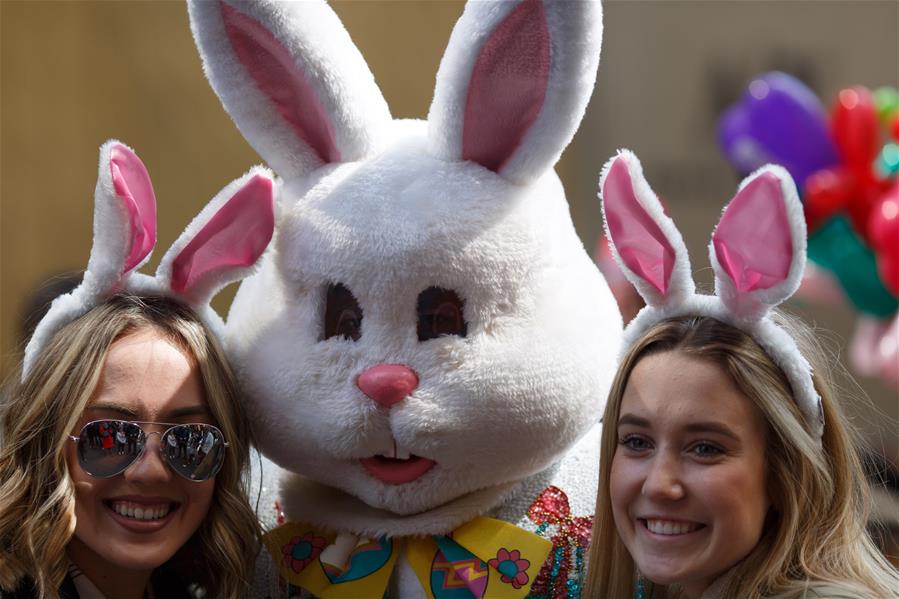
[621,351,764,433]
[88,328,207,419]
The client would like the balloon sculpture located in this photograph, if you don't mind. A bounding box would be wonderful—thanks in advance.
[719,72,899,387]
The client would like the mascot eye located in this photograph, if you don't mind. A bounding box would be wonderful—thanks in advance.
[324,283,362,341]
[417,287,467,341]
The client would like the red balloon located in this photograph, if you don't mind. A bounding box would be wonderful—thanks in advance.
[868,184,899,294]
[804,167,853,230]
[892,115,899,143]
[832,86,881,170]
[849,175,893,242]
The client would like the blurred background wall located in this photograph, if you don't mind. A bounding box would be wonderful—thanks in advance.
[1,1,896,466]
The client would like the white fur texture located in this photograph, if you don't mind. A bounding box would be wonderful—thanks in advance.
[598,149,695,307]
[189,0,392,182]
[156,165,276,301]
[709,164,807,323]
[427,0,603,184]
[24,140,148,377]
[250,424,601,597]
[190,0,619,538]
[600,151,824,440]
[23,140,275,378]
[227,122,620,526]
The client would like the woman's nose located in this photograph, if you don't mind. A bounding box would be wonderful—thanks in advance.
[641,452,686,501]
[123,434,172,483]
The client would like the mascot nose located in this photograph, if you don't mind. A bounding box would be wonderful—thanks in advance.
[356,364,419,408]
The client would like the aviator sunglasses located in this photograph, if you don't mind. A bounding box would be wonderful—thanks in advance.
[69,420,228,482]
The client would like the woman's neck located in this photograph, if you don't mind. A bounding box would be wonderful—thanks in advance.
[67,538,152,599]
[684,567,736,599]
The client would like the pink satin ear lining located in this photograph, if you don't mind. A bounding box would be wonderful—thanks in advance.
[109,144,157,274]
[462,0,549,173]
[170,175,275,296]
[221,1,340,165]
[603,159,676,295]
[713,173,792,292]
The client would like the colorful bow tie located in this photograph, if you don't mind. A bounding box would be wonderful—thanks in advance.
[265,516,552,598]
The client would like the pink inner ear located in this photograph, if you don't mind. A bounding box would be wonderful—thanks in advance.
[713,172,793,292]
[603,158,675,295]
[109,144,157,274]
[170,175,275,296]
[221,1,340,165]
[462,0,550,173]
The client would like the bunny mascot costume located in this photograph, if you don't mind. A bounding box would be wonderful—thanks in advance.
[187,1,622,597]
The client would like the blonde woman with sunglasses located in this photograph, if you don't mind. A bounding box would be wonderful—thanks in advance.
[0,141,275,598]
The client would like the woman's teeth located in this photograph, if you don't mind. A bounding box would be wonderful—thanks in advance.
[110,501,172,521]
[645,519,701,535]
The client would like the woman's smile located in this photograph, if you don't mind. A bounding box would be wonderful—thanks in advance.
[610,350,770,596]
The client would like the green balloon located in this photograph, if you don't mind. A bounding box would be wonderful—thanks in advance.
[807,215,898,317]
[873,86,899,124]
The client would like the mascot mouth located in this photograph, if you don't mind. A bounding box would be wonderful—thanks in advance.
[360,444,436,484]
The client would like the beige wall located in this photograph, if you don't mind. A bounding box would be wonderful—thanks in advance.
[2,1,896,455]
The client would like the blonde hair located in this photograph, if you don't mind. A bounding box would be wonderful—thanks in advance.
[584,314,899,599]
[0,294,261,598]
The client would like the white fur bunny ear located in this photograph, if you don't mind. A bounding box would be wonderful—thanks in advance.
[709,165,805,322]
[188,0,391,182]
[154,167,276,312]
[427,0,603,184]
[599,150,694,309]
[23,140,157,378]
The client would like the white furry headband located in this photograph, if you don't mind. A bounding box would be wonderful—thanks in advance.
[599,150,824,440]
[22,140,276,380]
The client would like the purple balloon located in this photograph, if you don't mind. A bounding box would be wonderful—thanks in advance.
[718,71,840,190]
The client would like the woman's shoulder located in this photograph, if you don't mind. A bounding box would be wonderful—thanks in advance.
[801,582,876,599]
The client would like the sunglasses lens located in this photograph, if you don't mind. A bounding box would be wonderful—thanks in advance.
[76,420,145,477]
[162,424,226,481]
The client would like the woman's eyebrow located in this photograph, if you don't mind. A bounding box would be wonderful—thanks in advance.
[85,402,138,417]
[617,414,650,428]
[164,405,212,420]
[683,421,741,442]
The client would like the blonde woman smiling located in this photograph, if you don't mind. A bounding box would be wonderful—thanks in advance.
[584,152,899,598]
[0,296,261,598]
[0,141,274,598]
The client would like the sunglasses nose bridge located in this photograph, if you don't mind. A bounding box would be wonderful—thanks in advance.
[122,430,172,481]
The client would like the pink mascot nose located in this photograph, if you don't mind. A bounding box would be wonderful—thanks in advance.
[356,364,419,408]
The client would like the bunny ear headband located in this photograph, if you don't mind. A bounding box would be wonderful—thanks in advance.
[599,150,824,440]
[22,140,276,380]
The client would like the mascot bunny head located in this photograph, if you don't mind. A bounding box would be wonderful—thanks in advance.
[189,0,621,532]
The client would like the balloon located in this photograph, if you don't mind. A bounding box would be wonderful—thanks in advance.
[807,215,898,317]
[873,86,899,125]
[849,314,899,387]
[803,166,853,230]
[868,184,899,295]
[831,86,880,171]
[718,72,839,188]
[878,142,899,176]
[846,175,892,242]
[891,116,899,142]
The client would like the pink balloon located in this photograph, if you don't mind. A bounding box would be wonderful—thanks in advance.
[849,315,899,388]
